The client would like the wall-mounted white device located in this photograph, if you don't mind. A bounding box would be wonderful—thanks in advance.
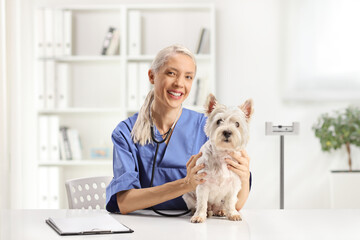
[265,122,300,209]
[265,122,300,135]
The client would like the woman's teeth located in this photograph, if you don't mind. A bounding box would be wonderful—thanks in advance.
[169,91,181,97]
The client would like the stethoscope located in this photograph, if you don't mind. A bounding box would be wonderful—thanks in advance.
[149,103,191,217]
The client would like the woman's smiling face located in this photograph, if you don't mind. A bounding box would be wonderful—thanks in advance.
[150,53,196,110]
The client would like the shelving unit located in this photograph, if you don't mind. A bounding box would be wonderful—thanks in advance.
[34,3,216,209]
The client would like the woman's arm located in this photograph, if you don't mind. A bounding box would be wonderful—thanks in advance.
[225,150,251,211]
[117,152,206,214]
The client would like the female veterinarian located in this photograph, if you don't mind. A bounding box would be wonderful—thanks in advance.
[105,44,251,215]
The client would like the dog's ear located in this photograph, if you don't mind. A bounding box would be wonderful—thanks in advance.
[239,99,254,121]
[205,93,217,116]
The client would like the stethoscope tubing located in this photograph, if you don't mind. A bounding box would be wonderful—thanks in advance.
[149,126,191,217]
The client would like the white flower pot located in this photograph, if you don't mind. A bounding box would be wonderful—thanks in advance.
[330,171,360,208]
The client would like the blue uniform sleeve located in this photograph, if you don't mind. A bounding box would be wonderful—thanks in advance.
[106,121,141,213]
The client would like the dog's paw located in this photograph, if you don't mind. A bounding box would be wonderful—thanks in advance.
[214,209,226,217]
[227,213,242,221]
[190,215,206,223]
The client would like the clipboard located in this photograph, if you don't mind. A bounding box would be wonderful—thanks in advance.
[46,214,133,235]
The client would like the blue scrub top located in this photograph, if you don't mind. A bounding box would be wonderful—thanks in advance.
[106,108,208,213]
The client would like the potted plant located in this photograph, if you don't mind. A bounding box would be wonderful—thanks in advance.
[312,106,360,171]
[312,106,360,208]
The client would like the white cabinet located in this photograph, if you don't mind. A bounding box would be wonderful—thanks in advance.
[34,4,216,208]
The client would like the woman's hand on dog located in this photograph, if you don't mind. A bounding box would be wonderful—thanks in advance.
[225,150,250,182]
[184,152,206,191]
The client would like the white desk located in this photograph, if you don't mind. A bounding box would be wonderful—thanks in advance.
[1,209,359,240]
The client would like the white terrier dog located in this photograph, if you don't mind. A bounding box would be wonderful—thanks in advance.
[183,94,253,223]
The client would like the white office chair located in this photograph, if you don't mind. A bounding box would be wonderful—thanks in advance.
[65,176,113,210]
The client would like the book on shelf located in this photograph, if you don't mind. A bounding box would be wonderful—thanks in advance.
[101,27,116,55]
[106,28,120,55]
[196,28,210,54]
[59,127,82,161]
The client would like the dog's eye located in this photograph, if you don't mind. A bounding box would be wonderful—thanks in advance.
[235,122,240,128]
[217,119,223,125]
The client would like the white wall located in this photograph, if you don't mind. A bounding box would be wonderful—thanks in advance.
[8,0,360,209]
[0,0,10,210]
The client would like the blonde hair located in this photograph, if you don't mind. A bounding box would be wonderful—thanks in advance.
[131,44,196,145]
[150,44,197,74]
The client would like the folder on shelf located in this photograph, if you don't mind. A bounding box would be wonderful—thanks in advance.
[46,214,134,235]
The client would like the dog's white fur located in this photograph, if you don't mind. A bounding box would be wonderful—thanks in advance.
[183,94,253,223]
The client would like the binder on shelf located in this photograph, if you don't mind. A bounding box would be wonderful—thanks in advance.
[45,60,56,109]
[48,167,60,209]
[38,167,49,208]
[127,63,138,109]
[138,62,151,105]
[35,8,45,58]
[63,10,72,56]
[128,11,141,55]
[44,8,54,57]
[54,9,64,57]
[49,116,60,161]
[38,116,49,162]
[38,168,60,209]
[56,63,70,109]
[196,28,210,54]
[37,61,46,109]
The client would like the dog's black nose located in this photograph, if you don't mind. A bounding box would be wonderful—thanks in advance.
[223,131,232,139]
